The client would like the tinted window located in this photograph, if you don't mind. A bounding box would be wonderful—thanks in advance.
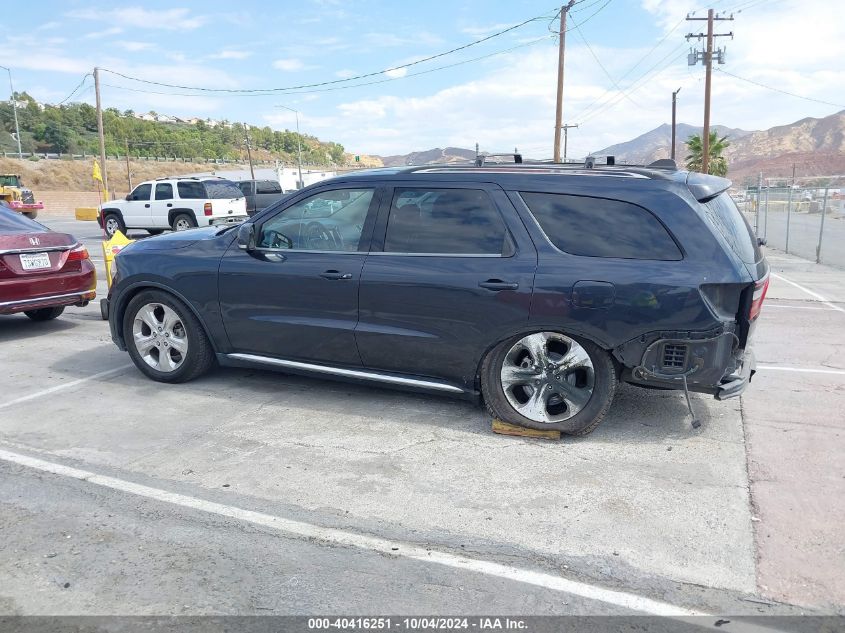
[204,180,244,199]
[256,180,282,194]
[258,188,374,252]
[0,203,46,232]
[154,183,173,200]
[384,188,508,255]
[130,184,152,201]
[177,181,206,199]
[238,182,252,195]
[703,192,761,264]
[520,192,682,260]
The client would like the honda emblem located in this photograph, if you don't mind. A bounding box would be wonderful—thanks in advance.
[28,236,40,246]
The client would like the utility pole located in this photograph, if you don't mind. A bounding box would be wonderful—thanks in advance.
[243,122,255,180]
[671,87,682,161]
[686,10,733,174]
[0,65,22,158]
[553,0,576,163]
[561,123,578,162]
[93,67,109,197]
[124,138,132,190]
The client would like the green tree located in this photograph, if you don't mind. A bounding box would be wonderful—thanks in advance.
[685,132,730,176]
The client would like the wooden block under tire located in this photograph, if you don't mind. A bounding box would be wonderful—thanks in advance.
[491,418,561,440]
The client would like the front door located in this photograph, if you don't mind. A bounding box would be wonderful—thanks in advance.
[355,184,537,389]
[219,185,381,365]
[122,183,152,228]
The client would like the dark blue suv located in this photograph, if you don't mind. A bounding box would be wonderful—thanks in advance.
[104,163,769,435]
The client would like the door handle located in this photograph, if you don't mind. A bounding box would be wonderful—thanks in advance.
[479,279,519,290]
[320,270,353,280]
[167,203,173,207]
[144,203,150,208]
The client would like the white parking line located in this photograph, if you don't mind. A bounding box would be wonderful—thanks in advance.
[770,273,845,313]
[0,365,133,411]
[0,446,703,617]
[758,365,845,376]
[764,304,837,311]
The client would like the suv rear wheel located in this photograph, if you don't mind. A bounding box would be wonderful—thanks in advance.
[171,213,196,232]
[123,290,214,383]
[481,331,616,435]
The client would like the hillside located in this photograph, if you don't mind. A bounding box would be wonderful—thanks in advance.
[379,147,477,167]
[0,92,360,167]
[595,110,845,182]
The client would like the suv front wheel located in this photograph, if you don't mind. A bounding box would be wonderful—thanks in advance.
[481,331,617,435]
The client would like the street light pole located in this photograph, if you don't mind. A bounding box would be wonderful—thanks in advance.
[276,104,304,189]
[0,65,23,158]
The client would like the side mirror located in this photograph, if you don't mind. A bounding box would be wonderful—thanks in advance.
[237,223,256,250]
[758,237,767,247]
[125,194,132,201]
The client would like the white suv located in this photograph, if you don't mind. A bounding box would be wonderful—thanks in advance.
[98,177,248,237]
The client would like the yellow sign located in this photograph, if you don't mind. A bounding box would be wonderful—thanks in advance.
[92,159,103,183]
[101,230,134,289]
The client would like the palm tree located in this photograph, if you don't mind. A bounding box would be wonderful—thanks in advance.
[685,132,730,176]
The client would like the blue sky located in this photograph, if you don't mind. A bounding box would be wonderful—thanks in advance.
[1,0,842,157]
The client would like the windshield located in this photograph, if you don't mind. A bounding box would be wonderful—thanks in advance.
[204,180,244,199]
[0,175,22,187]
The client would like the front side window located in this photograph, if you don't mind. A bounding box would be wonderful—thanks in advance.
[177,181,205,199]
[258,188,374,252]
[384,188,508,255]
[130,183,152,201]
[155,183,173,200]
[520,192,682,260]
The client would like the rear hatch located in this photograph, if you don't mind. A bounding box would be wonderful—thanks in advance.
[688,173,769,346]
[203,180,247,218]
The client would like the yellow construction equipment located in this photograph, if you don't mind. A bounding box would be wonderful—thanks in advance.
[0,174,43,218]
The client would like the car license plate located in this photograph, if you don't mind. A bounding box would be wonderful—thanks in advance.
[19,252,51,270]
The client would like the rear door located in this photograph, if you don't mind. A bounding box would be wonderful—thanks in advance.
[122,183,152,227]
[355,182,537,388]
[149,182,175,228]
[219,184,382,365]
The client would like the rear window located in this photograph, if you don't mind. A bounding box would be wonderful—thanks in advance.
[703,192,761,264]
[520,192,682,260]
[0,203,45,232]
[177,181,206,199]
[204,180,244,199]
[257,181,282,194]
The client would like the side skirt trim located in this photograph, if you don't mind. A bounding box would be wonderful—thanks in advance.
[226,353,466,394]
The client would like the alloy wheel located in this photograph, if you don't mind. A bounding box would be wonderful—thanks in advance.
[105,217,120,236]
[174,218,192,231]
[499,332,595,423]
[132,303,189,373]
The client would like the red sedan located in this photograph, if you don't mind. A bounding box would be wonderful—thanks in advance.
[0,203,96,321]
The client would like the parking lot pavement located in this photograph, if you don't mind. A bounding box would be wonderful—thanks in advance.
[742,251,845,609]
[0,217,841,615]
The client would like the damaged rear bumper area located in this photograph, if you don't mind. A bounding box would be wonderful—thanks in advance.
[614,329,755,399]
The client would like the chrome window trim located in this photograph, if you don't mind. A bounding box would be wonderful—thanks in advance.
[368,251,505,258]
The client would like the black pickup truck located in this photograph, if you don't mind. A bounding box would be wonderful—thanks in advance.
[237,180,293,216]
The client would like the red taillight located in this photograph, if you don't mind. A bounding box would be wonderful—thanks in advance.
[67,245,90,262]
[204,202,213,216]
[749,275,769,321]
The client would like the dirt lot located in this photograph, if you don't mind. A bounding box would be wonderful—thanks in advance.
[0,217,843,618]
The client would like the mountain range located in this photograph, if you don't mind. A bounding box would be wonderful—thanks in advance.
[376,110,845,184]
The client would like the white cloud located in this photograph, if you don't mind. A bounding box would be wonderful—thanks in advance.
[335,69,357,79]
[83,27,124,39]
[384,68,407,79]
[273,58,306,72]
[68,7,207,31]
[209,50,253,60]
[118,41,155,52]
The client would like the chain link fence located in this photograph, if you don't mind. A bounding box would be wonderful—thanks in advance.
[737,181,845,268]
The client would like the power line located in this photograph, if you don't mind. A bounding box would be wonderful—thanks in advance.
[101,35,554,99]
[715,68,845,109]
[57,73,92,105]
[100,8,559,94]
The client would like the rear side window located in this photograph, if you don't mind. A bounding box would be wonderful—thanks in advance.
[703,192,761,264]
[384,188,509,255]
[257,181,282,194]
[177,181,206,199]
[520,192,682,260]
[154,183,173,200]
[204,180,244,199]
